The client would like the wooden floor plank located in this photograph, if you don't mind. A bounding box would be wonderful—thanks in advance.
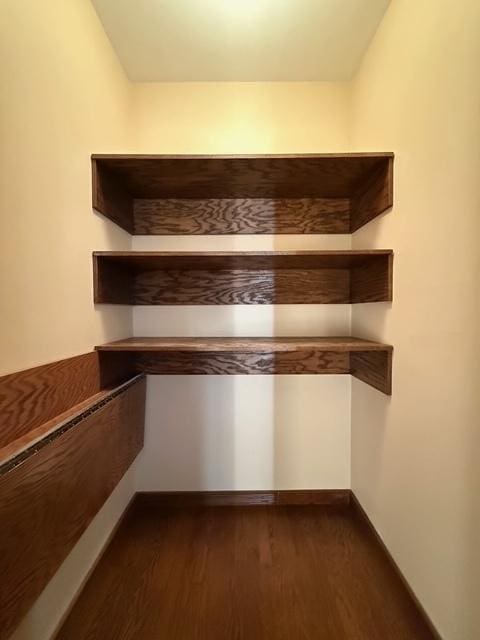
[56,505,436,640]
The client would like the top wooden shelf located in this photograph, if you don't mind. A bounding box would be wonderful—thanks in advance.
[92,153,394,235]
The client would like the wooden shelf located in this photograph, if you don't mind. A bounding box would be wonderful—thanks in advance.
[93,250,393,305]
[92,153,393,235]
[96,337,393,394]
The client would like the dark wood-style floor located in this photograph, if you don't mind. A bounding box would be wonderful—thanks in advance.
[56,504,436,640]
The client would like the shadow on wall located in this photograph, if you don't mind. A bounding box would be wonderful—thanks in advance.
[139,375,237,490]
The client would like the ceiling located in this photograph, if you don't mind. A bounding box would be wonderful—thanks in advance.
[91,0,391,82]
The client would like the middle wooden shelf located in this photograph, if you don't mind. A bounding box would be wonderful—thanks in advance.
[93,250,393,305]
[96,337,393,394]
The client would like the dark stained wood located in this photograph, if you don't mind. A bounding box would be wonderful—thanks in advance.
[350,155,394,232]
[92,153,394,199]
[93,250,393,305]
[135,351,350,375]
[97,336,390,352]
[351,251,393,303]
[92,154,394,234]
[135,490,351,507]
[93,254,134,305]
[135,269,349,305]
[134,198,350,234]
[351,350,393,395]
[0,351,134,450]
[96,337,393,393]
[92,161,133,233]
[55,502,438,640]
[0,377,146,640]
[93,249,393,270]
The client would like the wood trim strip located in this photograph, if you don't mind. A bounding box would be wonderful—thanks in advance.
[0,377,146,640]
[134,490,351,508]
[350,492,442,640]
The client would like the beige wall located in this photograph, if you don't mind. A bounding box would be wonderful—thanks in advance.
[4,2,480,638]
[129,82,352,492]
[0,0,133,377]
[1,2,136,639]
[349,1,480,638]
[129,81,350,153]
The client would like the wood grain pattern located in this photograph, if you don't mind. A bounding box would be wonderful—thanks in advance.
[134,198,350,234]
[96,337,393,393]
[135,350,350,375]
[351,251,393,303]
[56,502,437,640]
[350,156,394,232]
[0,351,134,450]
[97,337,390,352]
[0,377,146,640]
[134,269,350,305]
[134,490,351,508]
[351,350,393,395]
[92,153,393,199]
[93,251,393,305]
[92,154,394,234]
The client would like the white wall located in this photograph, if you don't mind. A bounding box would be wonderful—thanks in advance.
[349,1,480,638]
[129,82,352,491]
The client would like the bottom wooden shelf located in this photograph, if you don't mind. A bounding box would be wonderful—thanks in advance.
[96,337,393,395]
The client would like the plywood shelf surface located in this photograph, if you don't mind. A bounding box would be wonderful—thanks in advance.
[96,336,393,395]
[93,250,393,305]
[92,153,393,235]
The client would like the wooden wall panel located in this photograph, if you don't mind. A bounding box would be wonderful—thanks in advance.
[135,351,350,375]
[134,269,351,305]
[133,198,350,235]
[0,377,146,640]
[0,352,133,450]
